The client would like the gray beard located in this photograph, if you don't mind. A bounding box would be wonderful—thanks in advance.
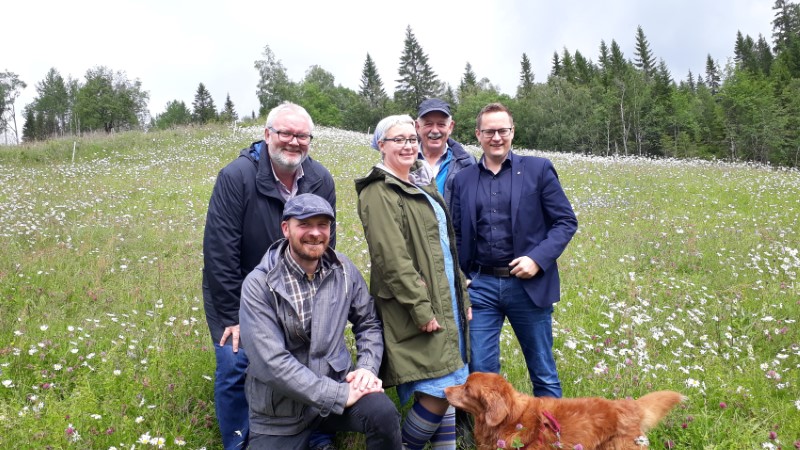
[271,152,308,171]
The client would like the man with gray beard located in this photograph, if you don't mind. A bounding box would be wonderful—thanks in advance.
[415,98,476,211]
[203,102,336,450]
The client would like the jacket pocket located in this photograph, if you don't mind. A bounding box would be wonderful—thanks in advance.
[245,376,302,419]
[376,296,421,344]
[327,346,353,379]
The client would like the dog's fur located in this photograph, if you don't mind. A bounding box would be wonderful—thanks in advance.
[444,372,684,449]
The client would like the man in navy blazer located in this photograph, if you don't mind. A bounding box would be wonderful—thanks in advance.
[451,102,577,398]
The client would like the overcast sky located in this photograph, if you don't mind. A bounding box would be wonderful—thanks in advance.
[5,0,776,129]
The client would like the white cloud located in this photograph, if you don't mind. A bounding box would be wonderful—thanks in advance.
[4,0,775,129]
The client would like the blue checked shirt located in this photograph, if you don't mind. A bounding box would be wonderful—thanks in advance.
[281,248,329,336]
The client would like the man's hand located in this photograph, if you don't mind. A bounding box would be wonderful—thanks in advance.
[467,307,473,321]
[419,317,441,332]
[345,369,384,407]
[346,368,383,392]
[220,324,240,353]
[509,256,540,279]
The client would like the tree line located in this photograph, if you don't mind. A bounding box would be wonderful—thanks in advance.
[3,0,799,166]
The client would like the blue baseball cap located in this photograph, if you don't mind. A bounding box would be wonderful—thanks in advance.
[282,194,334,221]
[418,98,451,118]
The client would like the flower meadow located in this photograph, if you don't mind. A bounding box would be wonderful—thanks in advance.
[1,124,798,449]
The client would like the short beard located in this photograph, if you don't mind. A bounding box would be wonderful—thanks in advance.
[292,240,326,262]
[270,150,308,171]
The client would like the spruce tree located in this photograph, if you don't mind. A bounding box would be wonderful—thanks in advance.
[734,31,758,72]
[653,59,674,99]
[395,25,441,112]
[633,25,655,77]
[598,40,611,85]
[771,0,799,51]
[550,52,562,77]
[705,55,721,95]
[220,93,238,122]
[755,35,775,75]
[686,70,696,92]
[518,53,535,97]
[192,83,217,124]
[574,50,595,84]
[458,62,479,101]
[609,40,628,77]
[560,48,576,82]
[358,53,387,108]
[440,84,457,108]
[598,40,611,70]
[34,68,69,137]
[34,109,46,140]
[22,106,37,142]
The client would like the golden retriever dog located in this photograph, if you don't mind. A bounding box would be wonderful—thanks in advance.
[444,372,684,449]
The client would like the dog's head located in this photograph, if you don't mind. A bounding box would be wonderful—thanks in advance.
[444,372,520,427]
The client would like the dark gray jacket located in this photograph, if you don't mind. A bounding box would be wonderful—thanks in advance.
[239,240,383,436]
[202,140,336,342]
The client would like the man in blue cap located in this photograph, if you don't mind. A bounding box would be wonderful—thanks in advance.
[416,98,477,212]
[240,193,402,450]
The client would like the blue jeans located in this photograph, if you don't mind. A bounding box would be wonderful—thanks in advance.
[214,342,249,449]
[467,273,562,398]
[248,392,402,450]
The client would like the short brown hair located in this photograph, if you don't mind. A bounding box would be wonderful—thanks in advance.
[476,102,514,130]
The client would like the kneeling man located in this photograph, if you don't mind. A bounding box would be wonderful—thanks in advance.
[240,193,402,449]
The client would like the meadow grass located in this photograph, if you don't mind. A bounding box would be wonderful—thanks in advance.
[0,124,798,449]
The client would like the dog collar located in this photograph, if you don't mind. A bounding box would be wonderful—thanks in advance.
[536,410,563,448]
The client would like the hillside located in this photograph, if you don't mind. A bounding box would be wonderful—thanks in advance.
[1,124,798,448]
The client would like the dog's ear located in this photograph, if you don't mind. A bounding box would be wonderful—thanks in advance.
[484,390,510,427]
[540,410,561,435]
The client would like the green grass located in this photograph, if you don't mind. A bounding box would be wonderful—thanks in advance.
[1,124,798,449]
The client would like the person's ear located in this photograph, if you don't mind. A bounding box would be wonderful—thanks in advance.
[281,220,290,238]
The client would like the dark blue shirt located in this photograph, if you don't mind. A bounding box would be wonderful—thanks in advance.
[474,157,515,267]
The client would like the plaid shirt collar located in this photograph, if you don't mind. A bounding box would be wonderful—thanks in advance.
[280,247,332,335]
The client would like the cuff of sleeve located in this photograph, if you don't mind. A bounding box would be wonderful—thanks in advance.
[319,379,348,417]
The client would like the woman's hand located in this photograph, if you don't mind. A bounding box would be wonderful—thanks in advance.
[419,317,441,332]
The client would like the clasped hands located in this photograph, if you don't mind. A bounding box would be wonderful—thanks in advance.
[345,368,384,406]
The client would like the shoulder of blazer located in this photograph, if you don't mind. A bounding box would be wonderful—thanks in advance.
[515,153,553,175]
[454,162,480,183]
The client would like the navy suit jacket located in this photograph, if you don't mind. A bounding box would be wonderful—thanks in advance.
[451,152,577,308]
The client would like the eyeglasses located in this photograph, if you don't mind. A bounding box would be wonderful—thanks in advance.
[268,127,313,144]
[479,128,513,138]
[382,136,419,146]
